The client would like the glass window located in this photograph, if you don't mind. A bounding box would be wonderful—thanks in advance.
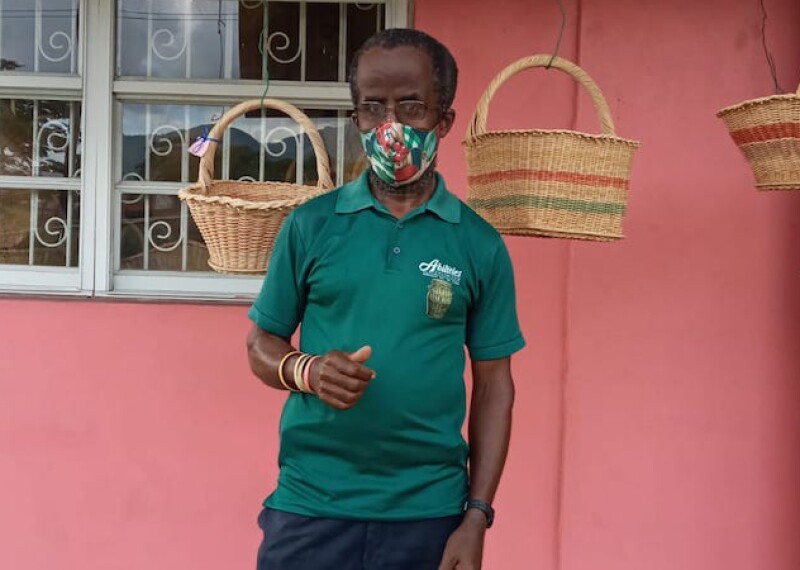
[0,187,80,267]
[0,1,82,286]
[0,0,80,74]
[117,0,385,82]
[112,0,393,287]
[116,102,366,274]
[0,99,82,178]
[0,0,407,296]
[119,193,206,272]
[0,98,82,269]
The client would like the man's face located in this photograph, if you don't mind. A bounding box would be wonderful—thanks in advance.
[353,45,455,138]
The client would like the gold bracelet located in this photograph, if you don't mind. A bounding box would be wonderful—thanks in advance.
[278,351,302,392]
[293,353,312,393]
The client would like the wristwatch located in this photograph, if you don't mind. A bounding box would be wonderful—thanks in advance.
[463,499,494,528]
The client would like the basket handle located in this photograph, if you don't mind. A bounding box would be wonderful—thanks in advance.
[467,55,617,140]
[197,98,334,192]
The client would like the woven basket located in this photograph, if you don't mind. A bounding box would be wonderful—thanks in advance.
[464,55,640,241]
[179,99,333,274]
[717,81,800,191]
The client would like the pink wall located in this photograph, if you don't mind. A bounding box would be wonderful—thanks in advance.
[2,1,799,569]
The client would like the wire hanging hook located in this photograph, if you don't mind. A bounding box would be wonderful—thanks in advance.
[211,0,226,122]
[759,0,784,94]
[547,0,567,69]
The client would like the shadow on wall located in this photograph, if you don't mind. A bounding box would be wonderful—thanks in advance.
[780,194,800,376]
[775,189,800,565]
[777,36,800,565]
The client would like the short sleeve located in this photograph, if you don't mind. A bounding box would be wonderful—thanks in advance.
[466,241,525,361]
[247,213,307,339]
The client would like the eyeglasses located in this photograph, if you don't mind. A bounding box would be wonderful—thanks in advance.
[356,100,430,125]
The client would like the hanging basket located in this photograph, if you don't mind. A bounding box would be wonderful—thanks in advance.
[179,99,333,274]
[464,55,640,241]
[717,81,800,191]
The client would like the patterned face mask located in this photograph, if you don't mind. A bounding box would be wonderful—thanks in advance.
[360,121,439,187]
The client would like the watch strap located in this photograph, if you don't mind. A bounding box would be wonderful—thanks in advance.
[463,499,494,528]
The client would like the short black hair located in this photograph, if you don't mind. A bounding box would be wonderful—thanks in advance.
[348,28,458,112]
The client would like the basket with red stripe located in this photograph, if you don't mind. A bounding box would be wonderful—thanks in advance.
[717,82,800,191]
[464,55,640,241]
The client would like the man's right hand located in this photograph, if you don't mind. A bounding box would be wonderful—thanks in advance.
[308,346,376,410]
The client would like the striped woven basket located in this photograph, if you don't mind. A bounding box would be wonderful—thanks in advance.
[717,81,800,191]
[178,99,333,274]
[464,55,640,241]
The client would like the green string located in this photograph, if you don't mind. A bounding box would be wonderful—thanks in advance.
[259,1,271,109]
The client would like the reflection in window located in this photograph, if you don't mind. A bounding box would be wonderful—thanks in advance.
[0,99,82,178]
[116,0,385,81]
[0,0,80,74]
[0,188,80,267]
[120,103,367,185]
[118,102,368,273]
[113,0,388,277]
[119,193,209,272]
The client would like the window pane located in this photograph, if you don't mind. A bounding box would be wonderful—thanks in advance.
[301,109,338,185]
[117,0,270,80]
[117,102,366,274]
[119,193,210,272]
[0,0,80,74]
[263,1,301,81]
[226,108,340,185]
[0,188,80,267]
[346,3,384,80]
[343,112,368,182]
[121,102,342,185]
[121,102,217,184]
[0,98,82,177]
[116,0,386,81]
[305,2,339,82]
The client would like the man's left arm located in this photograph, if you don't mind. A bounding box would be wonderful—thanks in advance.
[439,234,523,570]
[438,357,515,570]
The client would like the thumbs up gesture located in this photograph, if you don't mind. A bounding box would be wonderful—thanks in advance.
[308,346,376,410]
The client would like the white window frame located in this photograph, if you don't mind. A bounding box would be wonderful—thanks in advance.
[0,0,89,295]
[0,0,410,300]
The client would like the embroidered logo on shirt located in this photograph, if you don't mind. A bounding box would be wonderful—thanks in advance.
[426,279,453,319]
[419,258,462,285]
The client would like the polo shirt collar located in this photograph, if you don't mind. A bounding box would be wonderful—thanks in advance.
[335,170,461,224]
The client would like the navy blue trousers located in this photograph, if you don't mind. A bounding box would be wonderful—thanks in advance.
[256,508,463,570]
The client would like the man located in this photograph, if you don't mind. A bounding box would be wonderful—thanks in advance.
[246,28,524,570]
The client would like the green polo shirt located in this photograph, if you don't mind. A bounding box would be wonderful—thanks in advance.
[248,170,524,520]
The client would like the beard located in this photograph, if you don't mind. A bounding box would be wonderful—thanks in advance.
[367,162,437,196]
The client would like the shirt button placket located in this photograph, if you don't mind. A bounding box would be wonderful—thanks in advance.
[386,224,403,270]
